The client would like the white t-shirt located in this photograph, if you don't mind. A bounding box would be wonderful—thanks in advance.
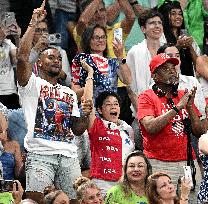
[0,39,17,95]
[18,74,80,157]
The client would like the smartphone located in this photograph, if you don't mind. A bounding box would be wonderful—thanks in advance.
[183,166,193,187]
[0,180,17,192]
[1,12,16,28]
[48,33,62,44]
[114,28,122,43]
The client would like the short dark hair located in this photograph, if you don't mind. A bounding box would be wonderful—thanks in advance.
[95,91,121,112]
[157,43,179,54]
[81,24,107,57]
[138,8,163,27]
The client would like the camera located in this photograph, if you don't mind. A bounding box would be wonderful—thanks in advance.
[0,180,17,192]
[48,33,61,44]
[0,12,16,28]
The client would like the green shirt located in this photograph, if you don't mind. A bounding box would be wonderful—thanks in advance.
[157,0,208,51]
[105,184,148,204]
[104,0,150,51]
[0,192,13,204]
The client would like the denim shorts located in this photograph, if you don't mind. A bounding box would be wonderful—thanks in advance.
[25,152,81,199]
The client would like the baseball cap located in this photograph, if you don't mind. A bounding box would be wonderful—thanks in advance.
[149,53,179,74]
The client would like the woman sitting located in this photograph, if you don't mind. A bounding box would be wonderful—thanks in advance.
[146,172,191,204]
[71,24,131,101]
[105,151,152,204]
[0,111,23,180]
[80,60,134,195]
[73,176,104,204]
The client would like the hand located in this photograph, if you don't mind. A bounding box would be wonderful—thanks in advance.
[112,38,124,59]
[81,97,93,117]
[176,89,190,110]
[34,33,49,52]
[187,86,197,108]
[30,0,47,25]
[177,36,193,49]
[180,177,191,200]
[80,59,94,74]
[12,180,24,204]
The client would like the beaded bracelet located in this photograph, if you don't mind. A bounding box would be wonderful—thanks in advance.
[86,77,94,81]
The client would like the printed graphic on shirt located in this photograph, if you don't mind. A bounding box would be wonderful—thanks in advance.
[34,84,75,142]
[0,48,11,75]
[161,102,189,137]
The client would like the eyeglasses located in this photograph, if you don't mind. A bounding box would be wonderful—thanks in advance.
[92,35,107,41]
[35,28,48,33]
[146,20,163,26]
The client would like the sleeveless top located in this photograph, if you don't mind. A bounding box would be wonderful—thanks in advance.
[0,152,15,180]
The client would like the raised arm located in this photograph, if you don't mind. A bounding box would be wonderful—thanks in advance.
[106,0,120,25]
[76,0,102,36]
[113,39,132,85]
[118,0,135,34]
[17,3,46,87]
[129,0,146,17]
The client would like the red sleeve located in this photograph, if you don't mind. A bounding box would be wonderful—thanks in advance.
[137,91,156,121]
[71,58,81,84]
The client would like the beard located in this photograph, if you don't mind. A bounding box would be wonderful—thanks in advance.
[47,70,60,77]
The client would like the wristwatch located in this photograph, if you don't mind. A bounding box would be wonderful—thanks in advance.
[119,58,126,65]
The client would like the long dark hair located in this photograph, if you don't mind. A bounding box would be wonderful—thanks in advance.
[81,24,108,57]
[158,1,194,76]
[119,151,152,198]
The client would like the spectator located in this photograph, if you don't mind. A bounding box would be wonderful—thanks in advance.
[198,132,208,202]
[0,111,23,180]
[158,0,200,76]
[126,9,163,150]
[80,59,134,195]
[104,0,150,52]
[105,151,152,204]
[157,43,206,122]
[71,24,131,101]
[29,19,71,86]
[73,176,104,204]
[44,188,70,204]
[157,0,208,52]
[0,16,21,109]
[75,0,135,56]
[138,53,206,202]
[146,172,191,204]
[16,3,93,199]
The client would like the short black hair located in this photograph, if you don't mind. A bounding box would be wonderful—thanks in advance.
[95,91,121,111]
[81,24,107,57]
[138,8,163,27]
[157,43,178,54]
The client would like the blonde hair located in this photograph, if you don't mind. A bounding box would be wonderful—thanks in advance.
[73,176,100,201]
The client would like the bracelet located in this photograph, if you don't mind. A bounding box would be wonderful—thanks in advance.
[86,77,94,81]
[130,1,138,6]
[172,105,179,114]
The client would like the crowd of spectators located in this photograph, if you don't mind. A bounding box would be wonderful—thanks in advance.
[1,0,208,203]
